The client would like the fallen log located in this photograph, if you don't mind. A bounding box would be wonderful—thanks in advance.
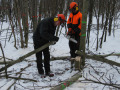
[0,42,54,72]
[7,76,37,82]
[50,72,82,90]
[0,61,14,64]
[79,79,120,89]
[76,50,120,67]
[0,56,69,64]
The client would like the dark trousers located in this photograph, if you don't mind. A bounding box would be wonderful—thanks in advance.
[69,35,80,58]
[33,40,50,74]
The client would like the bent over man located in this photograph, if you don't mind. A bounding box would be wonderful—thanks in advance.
[67,2,82,59]
[33,14,66,77]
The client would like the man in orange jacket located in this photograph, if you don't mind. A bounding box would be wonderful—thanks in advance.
[67,2,82,59]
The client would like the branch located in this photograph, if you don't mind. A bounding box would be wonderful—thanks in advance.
[50,72,82,90]
[79,79,120,89]
[7,76,37,82]
[92,52,120,58]
[0,56,69,64]
[0,41,54,72]
[0,56,14,61]
[0,43,8,78]
[76,50,120,67]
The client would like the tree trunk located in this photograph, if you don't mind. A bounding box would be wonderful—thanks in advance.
[86,0,94,49]
[22,0,28,47]
[108,0,116,36]
[14,0,24,48]
[77,0,88,69]
[50,72,82,90]
[32,0,37,31]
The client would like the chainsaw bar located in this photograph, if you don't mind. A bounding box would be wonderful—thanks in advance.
[65,35,77,43]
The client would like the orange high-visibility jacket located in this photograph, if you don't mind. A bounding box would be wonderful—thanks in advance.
[67,11,82,36]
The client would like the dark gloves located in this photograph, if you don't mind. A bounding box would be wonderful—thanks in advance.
[67,28,75,36]
[51,36,59,45]
[53,36,59,42]
[67,31,73,36]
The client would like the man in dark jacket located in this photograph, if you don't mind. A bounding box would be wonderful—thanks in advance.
[33,14,66,77]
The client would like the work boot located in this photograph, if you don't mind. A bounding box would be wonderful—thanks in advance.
[46,72,54,77]
[40,74,46,78]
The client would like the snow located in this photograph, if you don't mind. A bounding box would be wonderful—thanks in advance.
[0,80,15,90]
[0,17,120,90]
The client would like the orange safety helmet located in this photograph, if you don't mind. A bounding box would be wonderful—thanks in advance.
[57,14,66,27]
[69,2,78,10]
[57,14,66,23]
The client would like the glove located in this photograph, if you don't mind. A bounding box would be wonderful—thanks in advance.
[67,28,75,36]
[52,41,56,45]
[53,36,59,42]
[67,31,72,36]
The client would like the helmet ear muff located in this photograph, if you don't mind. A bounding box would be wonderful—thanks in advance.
[54,18,58,22]
[76,6,78,10]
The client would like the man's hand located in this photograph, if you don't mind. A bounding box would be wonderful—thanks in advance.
[51,37,59,45]
[52,41,57,45]
[54,37,59,42]
[67,31,73,36]
[52,36,59,42]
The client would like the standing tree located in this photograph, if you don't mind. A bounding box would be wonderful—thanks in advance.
[75,0,88,69]
[22,0,28,47]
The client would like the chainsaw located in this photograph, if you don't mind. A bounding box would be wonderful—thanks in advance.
[64,34,77,43]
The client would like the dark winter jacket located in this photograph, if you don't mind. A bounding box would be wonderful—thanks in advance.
[33,17,58,43]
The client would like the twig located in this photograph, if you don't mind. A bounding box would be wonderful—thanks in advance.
[0,56,14,61]
[7,76,37,82]
[79,79,120,89]
[0,42,8,78]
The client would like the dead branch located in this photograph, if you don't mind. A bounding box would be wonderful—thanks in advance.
[7,76,37,82]
[0,56,69,64]
[81,63,120,89]
[0,41,54,72]
[0,61,14,64]
[50,56,69,60]
[76,50,120,67]
[91,52,120,58]
[0,43,8,78]
[79,79,120,89]
[0,56,14,61]
[50,72,82,90]
[7,64,32,89]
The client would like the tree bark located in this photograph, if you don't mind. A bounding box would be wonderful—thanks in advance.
[32,0,37,31]
[77,0,88,68]
[87,0,94,48]
[22,0,28,47]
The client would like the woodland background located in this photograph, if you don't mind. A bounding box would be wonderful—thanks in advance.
[0,0,120,90]
[0,0,120,49]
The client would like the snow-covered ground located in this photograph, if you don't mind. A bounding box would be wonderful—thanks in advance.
[0,17,120,90]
